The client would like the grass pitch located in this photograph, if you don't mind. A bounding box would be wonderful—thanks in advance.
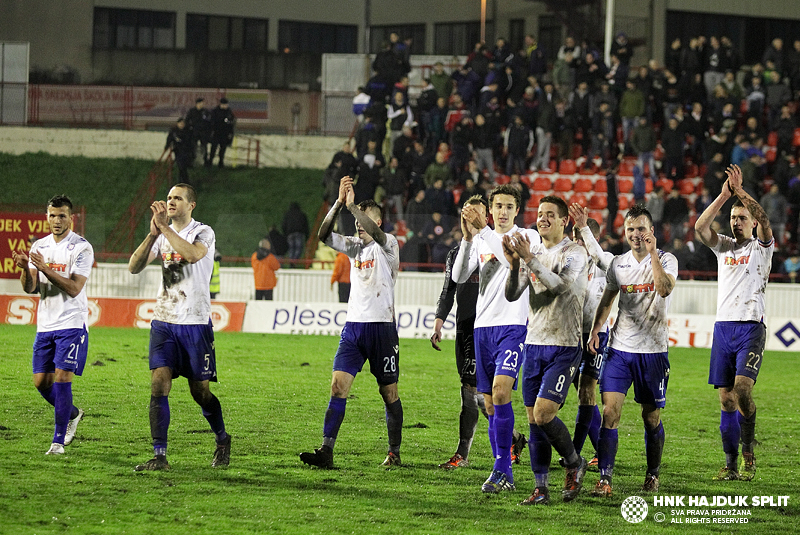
[0,325,797,534]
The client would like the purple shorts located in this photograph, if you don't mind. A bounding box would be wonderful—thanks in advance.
[474,325,526,394]
[708,321,766,388]
[32,327,88,376]
[149,320,217,382]
[599,347,670,408]
[522,344,582,406]
[333,322,399,385]
[578,331,607,381]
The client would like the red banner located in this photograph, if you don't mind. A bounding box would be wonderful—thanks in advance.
[0,212,49,279]
[0,295,245,332]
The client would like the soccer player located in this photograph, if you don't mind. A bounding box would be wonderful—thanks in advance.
[12,195,93,455]
[452,185,541,493]
[589,204,677,496]
[128,183,230,471]
[567,204,615,466]
[430,195,527,469]
[694,164,773,481]
[504,196,589,505]
[300,176,402,468]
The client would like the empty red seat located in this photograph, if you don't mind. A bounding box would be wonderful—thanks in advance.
[645,178,653,193]
[570,193,588,207]
[618,196,631,210]
[495,174,510,185]
[619,160,635,177]
[684,163,699,177]
[558,159,577,175]
[656,178,674,193]
[519,174,532,187]
[573,178,593,192]
[614,212,624,231]
[767,131,778,147]
[678,180,695,195]
[532,176,552,191]
[553,177,573,191]
[589,194,608,210]
[618,179,634,193]
[794,128,800,147]
[530,193,546,207]
[524,210,537,227]
[593,180,607,193]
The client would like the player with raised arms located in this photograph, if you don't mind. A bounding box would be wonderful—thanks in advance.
[12,195,93,455]
[452,184,541,493]
[566,203,615,467]
[504,196,589,504]
[694,164,773,481]
[300,175,402,468]
[128,183,231,471]
[589,204,678,496]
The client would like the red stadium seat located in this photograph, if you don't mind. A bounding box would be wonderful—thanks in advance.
[684,163,699,178]
[618,196,631,210]
[558,159,577,175]
[766,147,777,163]
[452,188,462,205]
[589,194,608,210]
[678,180,695,195]
[614,212,624,231]
[617,179,634,193]
[572,144,583,159]
[573,178,593,192]
[767,131,778,147]
[593,180,607,193]
[495,174,510,185]
[619,160,635,177]
[656,178,674,193]
[588,209,604,224]
[654,144,664,160]
[645,178,654,193]
[794,128,800,147]
[532,176,552,191]
[579,163,596,175]
[570,193,588,207]
[520,174,532,187]
[553,177,573,191]
[524,210,537,227]
[530,193,546,207]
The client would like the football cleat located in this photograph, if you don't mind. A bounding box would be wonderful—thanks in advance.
[438,453,468,469]
[481,469,516,493]
[211,435,231,467]
[588,455,599,471]
[64,408,84,446]
[590,478,613,497]
[381,451,401,467]
[739,452,756,481]
[134,454,171,471]
[562,457,588,502]
[511,433,527,464]
[519,486,550,505]
[642,473,660,492]
[300,447,334,469]
[45,443,65,455]
[713,466,740,481]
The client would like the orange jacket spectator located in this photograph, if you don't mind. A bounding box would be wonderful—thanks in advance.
[251,239,280,300]
[330,252,351,303]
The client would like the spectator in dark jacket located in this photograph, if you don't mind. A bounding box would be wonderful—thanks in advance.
[282,202,309,261]
[661,116,685,180]
[631,117,658,182]
[210,98,235,168]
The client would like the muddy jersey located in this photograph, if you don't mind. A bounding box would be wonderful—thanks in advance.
[578,226,614,334]
[711,235,773,322]
[150,219,215,325]
[453,225,541,328]
[518,238,587,346]
[605,249,678,353]
[30,231,94,332]
[327,233,399,323]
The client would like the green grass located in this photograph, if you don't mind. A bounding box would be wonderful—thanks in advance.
[0,153,324,259]
[0,325,797,534]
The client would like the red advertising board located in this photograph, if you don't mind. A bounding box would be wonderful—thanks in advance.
[0,295,245,332]
[0,212,49,279]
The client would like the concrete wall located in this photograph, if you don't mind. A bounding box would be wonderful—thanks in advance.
[0,126,346,169]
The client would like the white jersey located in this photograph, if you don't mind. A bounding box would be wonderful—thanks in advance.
[150,219,215,325]
[518,238,587,346]
[453,225,541,328]
[327,233,399,323]
[578,226,615,334]
[605,249,678,353]
[30,231,94,332]
[712,235,774,322]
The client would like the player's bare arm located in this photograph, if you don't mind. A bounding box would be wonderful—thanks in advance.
[128,213,161,274]
[12,250,38,293]
[346,184,387,246]
[430,318,444,351]
[694,180,731,248]
[28,251,88,298]
[151,200,208,263]
[503,235,527,302]
[590,286,619,354]
[318,176,351,242]
[727,164,773,243]
[645,232,676,297]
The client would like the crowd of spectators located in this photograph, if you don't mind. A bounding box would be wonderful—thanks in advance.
[321,31,800,279]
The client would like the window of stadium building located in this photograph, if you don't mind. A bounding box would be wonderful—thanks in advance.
[93,8,176,49]
[434,21,494,56]
[278,21,357,54]
[186,15,268,51]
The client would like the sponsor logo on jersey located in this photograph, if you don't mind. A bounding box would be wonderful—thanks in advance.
[354,258,375,270]
[162,252,184,263]
[480,253,497,263]
[46,262,67,272]
[723,255,750,266]
[621,282,655,294]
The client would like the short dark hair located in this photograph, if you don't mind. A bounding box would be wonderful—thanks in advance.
[47,194,73,214]
[538,195,568,217]
[489,184,521,210]
[586,218,601,238]
[358,199,383,220]
[464,194,488,210]
[624,203,654,226]
[172,183,197,204]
